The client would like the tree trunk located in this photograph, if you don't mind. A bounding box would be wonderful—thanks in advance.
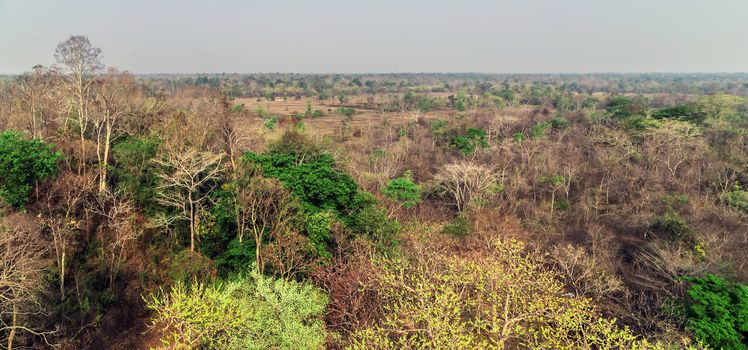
[7,301,17,350]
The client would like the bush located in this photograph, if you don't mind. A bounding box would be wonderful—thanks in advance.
[721,190,748,213]
[306,211,335,259]
[381,171,421,209]
[550,116,570,129]
[530,121,550,138]
[450,127,488,155]
[112,136,160,207]
[346,206,400,253]
[0,131,62,208]
[337,106,356,117]
[681,274,748,350]
[146,270,328,349]
[442,214,471,237]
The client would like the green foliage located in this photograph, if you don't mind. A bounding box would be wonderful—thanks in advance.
[550,116,570,129]
[0,131,61,207]
[264,115,279,130]
[454,91,468,111]
[346,205,400,253]
[681,274,748,350]
[441,214,471,237]
[381,171,421,209]
[214,239,256,275]
[337,106,356,117]
[230,103,245,113]
[721,190,748,213]
[512,132,526,142]
[112,136,160,208]
[450,127,488,155]
[651,207,697,243]
[146,270,328,350]
[652,104,700,122]
[418,95,438,112]
[244,151,358,214]
[530,121,551,138]
[606,95,639,119]
[305,211,335,259]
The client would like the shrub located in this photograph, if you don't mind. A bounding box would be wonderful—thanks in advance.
[346,206,400,253]
[721,190,748,213]
[0,131,62,208]
[381,171,421,209]
[681,274,748,350]
[306,211,335,259]
[550,116,570,129]
[146,270,328,350]
[530,121,550,138]
[441,214,471,237]
[112,136,160,207]
[450,127,488,155]
[337,106,356,117]
[264,116,279,130]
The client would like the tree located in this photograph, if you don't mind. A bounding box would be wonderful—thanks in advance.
[55,35,103,172]
[381,171,421,209]
[154,147,223,253]
[145,270,328,349]
[681,274,748,350]
[233,163,300,274]
[0,214,53,350]
[433,162,500,213]
[15,65,58,140]
[0,131,61,208]
[91,68,136,193]
[91,190,138,289]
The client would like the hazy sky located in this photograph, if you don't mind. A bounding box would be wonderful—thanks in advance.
[1,0,747,74]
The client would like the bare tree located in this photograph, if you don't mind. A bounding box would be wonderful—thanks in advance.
[43,172,96,302]
[154,147,223,253]
[433,161,500,212]
[91,68,136,193]
[55,35,103,172]
[15,65,58,140]
[233,164,299,274]
[91,190,138,289]
[0,214,54,349]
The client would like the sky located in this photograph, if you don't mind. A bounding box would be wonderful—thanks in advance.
[1,0,747,74]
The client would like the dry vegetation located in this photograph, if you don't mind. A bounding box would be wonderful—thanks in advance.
[0,36,748,349]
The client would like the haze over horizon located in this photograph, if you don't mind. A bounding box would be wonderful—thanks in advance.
[1,0,748,74]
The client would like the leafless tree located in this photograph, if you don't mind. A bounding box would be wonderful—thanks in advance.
[0,214,55,350]
[54,35,103,172]
[44,172,96,302]
[91,68,136,193]
[154,147,223,253]
[433,161,500,212]
[91,190,138,289]
[15,65,58,140]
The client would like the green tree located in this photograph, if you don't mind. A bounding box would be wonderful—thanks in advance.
[681,274,748,350]
[146,270,328,350]
[381,171,421,209]
[0,131,61,208]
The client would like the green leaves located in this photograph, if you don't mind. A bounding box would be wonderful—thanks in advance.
[681,274,748,350]
[381,172,421,209]
[0,131,61,208]
[146,270,328,349]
